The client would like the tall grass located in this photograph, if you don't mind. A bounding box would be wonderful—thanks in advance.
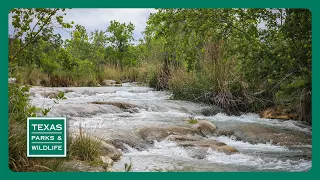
[12,63,163,87]
[8,84,105,171]
[68,127,102,161]
[9,120,66,172]
[168,40,265,115]
[13,66,48,86]
[9,120,105,171]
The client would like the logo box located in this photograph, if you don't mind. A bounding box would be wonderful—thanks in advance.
[27,117,67,157]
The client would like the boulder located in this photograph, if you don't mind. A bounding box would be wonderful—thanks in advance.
[99,141,122,160]
[103,80,116,86]
[137,127,169,143]
[192,120,217,136]
[216,145,239,154]
[137,121,217,143]
[177,140,238,154]
[100,156,113,166]
[260,107,298,120]
[106,137,150,152]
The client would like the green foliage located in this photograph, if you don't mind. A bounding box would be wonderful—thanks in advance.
[8,8,311,123]
[9,84,37,121]
[41,108,51,116]
[187,118,198,124]
[124,157,133,172]
[149,8,311,122]
[56,91,67,100]
[68,128,102,161]
[9,8,73,62]
[107,20,135,70]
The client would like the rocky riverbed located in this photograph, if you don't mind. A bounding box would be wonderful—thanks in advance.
[28,83,312,172]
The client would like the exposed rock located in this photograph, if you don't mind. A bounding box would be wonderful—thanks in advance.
[216,123,311,146]
[64,89,74,93]
[192,120,217,136]
[41,92,58,99]
[51,103,122,117]
[126,107,140,113]
[216,129,235,136]
[106,137,150,152]
[99,140,122,160]
[106,102,136,109]
[89,101,139,110]
[100,156,113,166]
[216,145,239,154]
[102,80,116,86]
[137,127,170,143]
[137,121,217,143]
[260,107,298,120]
[8,77,16,84]
[165,135,203,142]
[177,140,238,154]
[178,140,224,148]
[89,101,109,105]
[188,148,208,159]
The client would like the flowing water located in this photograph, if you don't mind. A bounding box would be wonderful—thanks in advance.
[29,83,312,172]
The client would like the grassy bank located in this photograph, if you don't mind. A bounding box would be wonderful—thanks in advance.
[12,63,161,87]
[8,84,112,172]
[9,121,109,172]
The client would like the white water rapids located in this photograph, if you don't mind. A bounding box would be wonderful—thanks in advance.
[29,83,312,172]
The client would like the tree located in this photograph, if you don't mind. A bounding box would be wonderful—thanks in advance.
[9,8,73,62]
[145,8,311,122]
[65,24,91,61]
[106,20,135,70]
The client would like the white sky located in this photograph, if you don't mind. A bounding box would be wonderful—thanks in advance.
[9,8,157,41]
[63,8,157,40]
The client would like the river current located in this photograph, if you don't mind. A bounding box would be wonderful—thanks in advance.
[29,83,312,172]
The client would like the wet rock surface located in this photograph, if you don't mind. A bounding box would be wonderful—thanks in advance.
[136,121,238,155]
[260,107,298,120]
[29,84,312,172]
[99,140,122,160]
[215,123,311,146]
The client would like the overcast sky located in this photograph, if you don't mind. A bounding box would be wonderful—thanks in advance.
[9,8,157,41]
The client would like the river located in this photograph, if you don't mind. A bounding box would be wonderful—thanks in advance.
[29,83,312,172]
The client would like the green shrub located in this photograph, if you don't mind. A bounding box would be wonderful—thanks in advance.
[187,118,198,124]
[9,84,38,122]
[68,128,102,161]
[14,66,48,86]
[168,69,208,102]
[8,83,65,172]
